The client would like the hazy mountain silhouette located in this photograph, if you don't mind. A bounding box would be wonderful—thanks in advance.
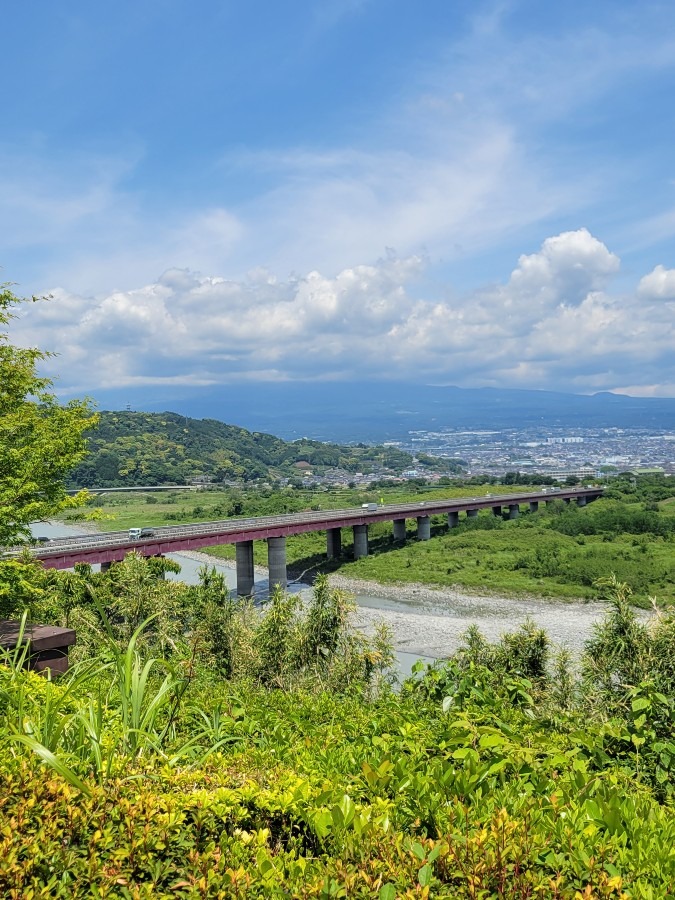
[84,382,675,443]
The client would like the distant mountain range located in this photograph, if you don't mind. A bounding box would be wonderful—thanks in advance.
[83,383,675,443]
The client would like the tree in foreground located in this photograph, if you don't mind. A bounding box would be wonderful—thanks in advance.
[0,283,96,546]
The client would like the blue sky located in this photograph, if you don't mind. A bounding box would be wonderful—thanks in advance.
[4,0,675,398]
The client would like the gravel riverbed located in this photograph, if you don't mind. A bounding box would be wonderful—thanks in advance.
[177,551,637,659]
[326,573,635,659]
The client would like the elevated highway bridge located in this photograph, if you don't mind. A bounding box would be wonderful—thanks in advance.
[27,486,602,596]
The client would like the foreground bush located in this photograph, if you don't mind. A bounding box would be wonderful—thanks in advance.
[3,680,675,898]
[4,578,675,896]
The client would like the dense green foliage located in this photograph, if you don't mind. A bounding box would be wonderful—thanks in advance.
[1,555,391,686]
[4,573,675,896]
[0,285,95,545]
[68,411,462,487]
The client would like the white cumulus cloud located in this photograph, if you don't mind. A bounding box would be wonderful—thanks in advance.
[8,229,675,397]
[638,265,675,300]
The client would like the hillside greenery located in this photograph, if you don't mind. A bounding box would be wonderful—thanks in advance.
[68,411,464,487]
[4,564,675,896]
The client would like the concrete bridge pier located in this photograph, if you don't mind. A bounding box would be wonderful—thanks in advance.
[529,501,539,513]
[326,527,341,559]
[448,511,459,528]
[393,518,407,541]
[267,537,287,591]
[508,504,519,520]
[492,506,503,517]
[466,509,478,519]
[236,540,255,596]
[353,524,368,559]
[417,515,431,540]
[577,496,587,507]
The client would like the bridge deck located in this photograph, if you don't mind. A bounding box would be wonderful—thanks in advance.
[19,487,602,569]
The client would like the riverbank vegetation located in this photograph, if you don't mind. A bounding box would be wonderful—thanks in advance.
[4,568,675,896]
[338,495,675,606]
[69,474,675,605]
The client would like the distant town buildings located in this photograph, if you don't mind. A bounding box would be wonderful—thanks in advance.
[396,426,675,480]
[272,426,675,488]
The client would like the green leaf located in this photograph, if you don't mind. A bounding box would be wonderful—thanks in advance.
[427,844,442,863]
[339,794,355,827]
[314,810,333,838]
[418,864,432,887]
[631,697,651,712]
[411,841,426,860]
[479,733,506,749]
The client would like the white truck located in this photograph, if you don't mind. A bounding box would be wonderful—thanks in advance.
[128,527,155,540]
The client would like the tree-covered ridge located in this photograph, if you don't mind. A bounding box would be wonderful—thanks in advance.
[69,411,455,486]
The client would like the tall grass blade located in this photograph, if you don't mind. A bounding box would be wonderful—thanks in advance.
[10,734,92,798]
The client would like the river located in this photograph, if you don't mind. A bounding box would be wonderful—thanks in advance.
[30,520,633,675]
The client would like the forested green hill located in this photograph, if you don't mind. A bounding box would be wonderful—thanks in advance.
[68,410,461,487]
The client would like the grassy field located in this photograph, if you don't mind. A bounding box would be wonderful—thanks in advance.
[64,483,675,605]
[75,483,517,527]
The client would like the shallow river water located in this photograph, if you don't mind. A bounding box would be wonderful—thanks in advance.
[32,521,645,675]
